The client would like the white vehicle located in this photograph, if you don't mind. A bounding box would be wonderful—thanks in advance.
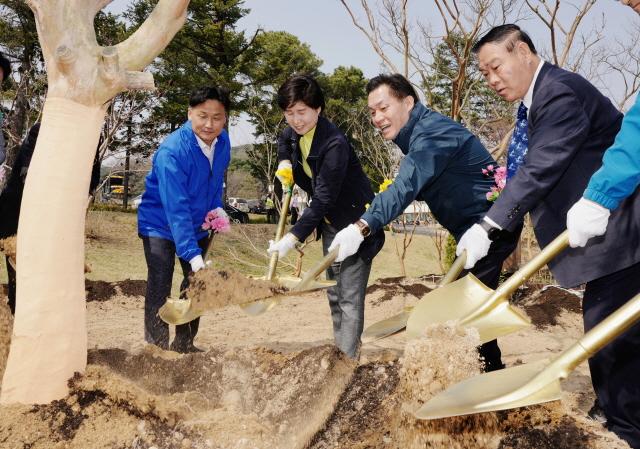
[228,197,249,212]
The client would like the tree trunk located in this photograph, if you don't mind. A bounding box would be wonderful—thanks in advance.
[1,0,189,405]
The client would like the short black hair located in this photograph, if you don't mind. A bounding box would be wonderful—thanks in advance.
[277,74,325,111]
[472,24,537,55]
[0,52,11,85]
[188,86,231,112]
[366,73,419,103]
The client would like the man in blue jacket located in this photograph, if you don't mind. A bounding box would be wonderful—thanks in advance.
[138,86,231,353]
[329,73,520,371]
[460,24,640,447]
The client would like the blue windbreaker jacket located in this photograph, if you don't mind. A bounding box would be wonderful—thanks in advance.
[584,95,640,210]
[137,121,230,261]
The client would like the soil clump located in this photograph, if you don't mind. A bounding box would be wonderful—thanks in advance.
[521,286,582,329]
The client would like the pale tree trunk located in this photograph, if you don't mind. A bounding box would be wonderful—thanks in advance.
[1,0,190,405]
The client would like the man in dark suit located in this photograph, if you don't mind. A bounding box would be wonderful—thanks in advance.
[459,24,640,447]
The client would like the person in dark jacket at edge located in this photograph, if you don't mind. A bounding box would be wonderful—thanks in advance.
[458,23,640,447]
[267,74,385,359]
[329,73,520,371]
[137,86,231,354]
[0,122,101,314]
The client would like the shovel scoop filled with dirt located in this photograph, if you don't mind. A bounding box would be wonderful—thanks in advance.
[159,268,289,325]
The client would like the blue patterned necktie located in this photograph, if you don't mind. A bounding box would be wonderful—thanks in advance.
[506,102,529,179]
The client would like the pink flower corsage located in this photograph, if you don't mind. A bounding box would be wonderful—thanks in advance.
[202,207,231,233]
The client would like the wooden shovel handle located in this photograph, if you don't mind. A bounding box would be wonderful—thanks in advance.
[291,247,339,292]
[266,189,292,281]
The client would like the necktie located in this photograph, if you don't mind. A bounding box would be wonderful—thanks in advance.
[506,102,528,179]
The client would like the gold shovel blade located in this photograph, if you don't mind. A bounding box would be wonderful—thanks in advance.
[159,299,202,326]
[362,308,413,343]
[413,359,561,419]
[405,274,531,343]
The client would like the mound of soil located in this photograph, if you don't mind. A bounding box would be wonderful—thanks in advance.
[117,279,147,297]
[366,276,434,306]
[86,280,117,302]
[521,286,582,329]
[186,269,287,311]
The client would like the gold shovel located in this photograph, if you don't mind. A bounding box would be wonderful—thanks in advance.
[361,252,467,343]
[239,189,335,316]
[414,291,640,419]
[406,230,570,344]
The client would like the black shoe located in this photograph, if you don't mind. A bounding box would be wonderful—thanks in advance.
[588,399,608,426]
[170,340,203,354]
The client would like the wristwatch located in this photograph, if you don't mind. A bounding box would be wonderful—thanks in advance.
[478,219,501,241]
[355,219,371,237]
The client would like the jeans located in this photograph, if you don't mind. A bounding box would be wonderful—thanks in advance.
[322,223,372,358]
[460,224,522,372]
[141,235,209,349]
[583,260,640,449]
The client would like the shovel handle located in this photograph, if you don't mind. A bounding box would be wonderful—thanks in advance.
[462,230,569,324]
[543,292,640,378]
[438,251,466,287]
[266,189,292,281]
[291,247,339,292]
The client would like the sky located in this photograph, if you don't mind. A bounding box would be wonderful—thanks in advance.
[105,1,638,145]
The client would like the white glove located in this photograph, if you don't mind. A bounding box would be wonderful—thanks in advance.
[189,255,206,272]
[567,197,611,248]
[267,233,298,258]
[456,223,492,269]
[328,223,364,262]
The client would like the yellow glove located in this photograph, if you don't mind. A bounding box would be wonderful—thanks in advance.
[276,160,294,189]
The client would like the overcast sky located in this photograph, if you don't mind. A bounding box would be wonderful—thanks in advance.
[105,1,638,145]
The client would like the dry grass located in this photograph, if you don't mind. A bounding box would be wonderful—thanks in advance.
[0,210,442,296]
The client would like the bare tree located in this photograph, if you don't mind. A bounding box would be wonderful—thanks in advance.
[1,0,190,405]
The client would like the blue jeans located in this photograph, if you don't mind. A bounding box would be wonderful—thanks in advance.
[322,223,372,358]
[141,235,208,349]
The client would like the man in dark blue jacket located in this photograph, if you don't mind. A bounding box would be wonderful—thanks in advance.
[329,73,520,371]
[267,74,384,359]
[461,25,640,447]
[138,87,231,353]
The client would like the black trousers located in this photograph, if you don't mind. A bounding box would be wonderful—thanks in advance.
[583,260,640,449]
[141,235,209,349]
[460,224,522,372]
[5,256,15,315]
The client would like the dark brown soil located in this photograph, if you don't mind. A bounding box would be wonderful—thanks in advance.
[498,410,594,449]
[522,286,582,329]
[85,280,117,302]
[117,279,147,297]
[367,278,433,306]
[307,361,400,448]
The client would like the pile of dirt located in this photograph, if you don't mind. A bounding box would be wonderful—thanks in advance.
[0,345,357,449]
[85,279,147,301]
[520,286,582,329]
[86,280,117,302]
[186,269,288,311]
[366,276,434,306]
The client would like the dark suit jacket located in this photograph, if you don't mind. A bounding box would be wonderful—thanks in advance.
[277,116,384,261]
[486,63,640,287]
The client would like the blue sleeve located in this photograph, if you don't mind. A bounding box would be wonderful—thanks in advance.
[584,95,640,210]
[154,148,201,262]
[361,135,450,232]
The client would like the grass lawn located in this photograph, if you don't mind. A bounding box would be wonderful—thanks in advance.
[1,210,445,296]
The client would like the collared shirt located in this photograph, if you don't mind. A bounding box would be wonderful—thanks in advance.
[195,134,217,167]
[523,59,545,116]
[299,126,315,178]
